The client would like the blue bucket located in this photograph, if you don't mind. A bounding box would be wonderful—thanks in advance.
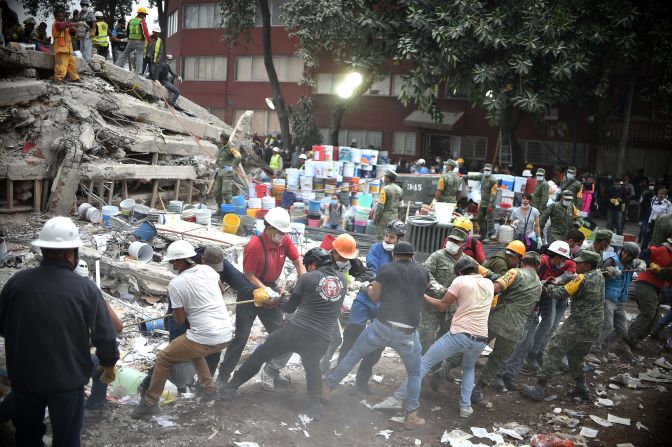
[232,195,246,207]
[133,221,156,241]
[234,205,246,216]
[281,191,296,209]
[220,203,235,214]
[308,200,321,214]
[140,317,164,333]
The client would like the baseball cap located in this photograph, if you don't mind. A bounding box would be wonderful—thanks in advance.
[203,245,224,272]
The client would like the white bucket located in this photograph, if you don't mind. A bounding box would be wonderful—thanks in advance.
[128,241,154,263]
[119,198,135,216]
[286,168,300,187]
[331,161,343,177]
[248,184,257,198]
[247,197,262,209]
[195,209,212,226]
[313,161,328,179]
[304,160,316,177]
[342,162,355,178]
[350,148,362,164]
[301,176,314,190]
[261,196,276,210]
[86,206,102,224]
[167,200,183,213]
[498,225,514,243]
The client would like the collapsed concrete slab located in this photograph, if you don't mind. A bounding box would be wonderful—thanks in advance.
[0,46,90,74]
[79,163,197,181]
[130,133,218,157]
[0,80,49,106]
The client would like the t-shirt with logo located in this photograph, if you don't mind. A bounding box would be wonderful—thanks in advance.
[285,264,347,340]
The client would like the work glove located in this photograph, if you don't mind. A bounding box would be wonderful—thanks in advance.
[253,287,271,307]
[98,366,116,385]
[605,266,622,278]
[177,76,183,83]
[636,259,647,272]
[553,272,577,285]
[649,263,661,273]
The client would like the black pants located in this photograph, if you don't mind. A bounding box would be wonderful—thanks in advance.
[93,44,108,58]
[218,295,284,381]
[231,323,330,397]
[161,80,180,105]
[338,324,384,386]
[13,387,84,446]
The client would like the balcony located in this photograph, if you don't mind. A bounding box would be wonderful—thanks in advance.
[606,118,672,146]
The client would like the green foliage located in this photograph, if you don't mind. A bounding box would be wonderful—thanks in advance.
[289,97,322,150]
[218,0,256,45]
[20,0,133,19]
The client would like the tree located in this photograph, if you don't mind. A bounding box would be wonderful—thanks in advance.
[219,0,292,151]
[20,0,132,21]
[289,96,322,150]
[148,0,170,39]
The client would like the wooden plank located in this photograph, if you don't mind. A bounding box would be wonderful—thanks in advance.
[7,179,13,210]
[155,220,247,247]
[108,181,114,204]
[0,205,33,214]
[174,179,181,200]
[41,180,49,211]
[34,179,41,211]
[187,181,193,203]
[88,180,94,202]
[150,153,159,209]
[122,181,128,199]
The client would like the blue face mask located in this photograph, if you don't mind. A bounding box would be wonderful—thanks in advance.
[330,200,337,205]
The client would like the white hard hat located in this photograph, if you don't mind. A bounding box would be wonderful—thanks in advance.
[273,146,281,153]
[264,207,292,233]
[94,11,104,18]
[299,154,307,160]
[164,240,197,261]
[153,26,161,33]
[32,216,82,249]
[522,169,532,177]
[417,158,426,165]
[548,240,571,259]
[75,260,89,277]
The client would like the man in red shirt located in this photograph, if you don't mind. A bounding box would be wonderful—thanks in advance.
[217,207,305,385]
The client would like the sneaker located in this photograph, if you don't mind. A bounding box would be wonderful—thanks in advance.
[403,411,425,430]
[219,383,237,401]
[131,401,160,418]
[459,406,474,418]
[260,367,275,391]
[373,396,403,411]
[274,374,291,387]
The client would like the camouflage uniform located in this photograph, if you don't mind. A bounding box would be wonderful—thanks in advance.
[214,142,242,206]
[540,201,581,244]
[436,170,462,204]
[483,250,512,276]
[468,171,498,238]
[651,215,672,245]
[558,176,583,208]
[532,179,550,212]
[374,176,403,240]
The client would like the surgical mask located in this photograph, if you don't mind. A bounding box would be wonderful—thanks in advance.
[562,200,572,207]
[330,199,337,205]
[445,241,460,255]
[536,175,544,181]
[382,242,395,252]
[272,232,284,244]
[649,185,654,191]
[483,170,491,177]
[336,260,350,270]
[566,173,575,180]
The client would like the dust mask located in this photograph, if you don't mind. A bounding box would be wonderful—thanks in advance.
[445,241,460,255]
[382,242,395,252]
[521,203,530,209]
[566,173,575,180]
[536,175,544,181]
[483,170,491,177]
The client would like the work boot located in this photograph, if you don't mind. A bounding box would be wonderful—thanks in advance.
[373,396,403,411]
[216,371,231,386]
[459,406,474,418]
[201,389,223,403]
[136,382,148,401]
[260,366,276,391]
[354,381,374,396]
[492,376,506,392]
[219,382,238,401]
[274,373,291,387]
[568,376,590,402]
[471,382,486,403]
[520,379,547,401]
[502,374,518,391]
[131,400,160,418]
[523,353,541,373]
[428,372,441,392]
[320,382,333,404]
[403,411,425,430]
[307,397,323,421]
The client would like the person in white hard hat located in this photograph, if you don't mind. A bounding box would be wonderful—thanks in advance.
[298,153,308,170]
[92,11,109,58]
[133,240,234,417]
[142,26,164,77]
[269,146,283,173]
[217,207,306,387]
[0,216,119,444]
[415,158,429,174]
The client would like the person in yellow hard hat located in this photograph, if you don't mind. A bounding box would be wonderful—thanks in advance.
[457,157,468,175]
[115,6,151,73]
[525,163,534,171]
[483,240,526,276]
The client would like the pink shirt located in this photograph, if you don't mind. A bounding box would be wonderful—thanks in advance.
[448,274,494,337]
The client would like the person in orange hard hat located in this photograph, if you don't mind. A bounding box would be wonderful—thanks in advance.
[483,240,526,276]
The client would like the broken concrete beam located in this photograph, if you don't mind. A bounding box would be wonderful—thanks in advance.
[79,163,197,181]
[0,80,49,106]
[130,133,218,157]
[0,158,50,180]
[0,46,90,74]
[175,96,231,131]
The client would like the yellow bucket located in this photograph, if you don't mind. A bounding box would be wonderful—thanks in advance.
[246,208,260,218]
[223,213,241,234]
[578,226,592,239]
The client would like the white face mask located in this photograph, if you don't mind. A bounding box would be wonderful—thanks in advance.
[536,175,544,181]
[382,242,395,252]
[562,200,572,207]
[445,241,461,255]
[336,260,350,270]
[566,173,575,180]
[483,170,491,177]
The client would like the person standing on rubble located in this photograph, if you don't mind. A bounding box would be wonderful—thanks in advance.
[214,129,242,207]
[110,18,128,65]
[115,7,151,74]
[91,11,109,58]
[133,240,234,417]
[373,170,404,240]
[0,217,120,444]
[52,7,85,83]
[143,27,164,77]
[220,247,348,420]
[217,207,306,387]
[77,0,95,60]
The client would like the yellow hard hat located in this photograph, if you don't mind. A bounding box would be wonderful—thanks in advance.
[452,216,472,233]
[137,7,148,15]
[525,163,534,170]
[505,240,526,257]
[457,158,464,164]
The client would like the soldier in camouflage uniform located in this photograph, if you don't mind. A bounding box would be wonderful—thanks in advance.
[214,130,242,207]
[471,252,542,402]
[521,250,605,402]
[467,164,498,242]
[540,190,582,244]
[651,214,672,246]
[433,159,462,204]
[532,168,549,212]
[556,166,583,208]
[374,170,403,240]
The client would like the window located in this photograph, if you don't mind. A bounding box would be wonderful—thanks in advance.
[167,10,178,37]
[392,75,406,97]
[182,56,227,81]
[234,110,280,135]
[392,132,417,155]
[184,3,222,29]
[315,73,347,95]
[519,140,588,168]
[235,56,303,82]
[460,136,487,160]
[254,0,287,26]
[364,76,391,96]
[319,128,383,148]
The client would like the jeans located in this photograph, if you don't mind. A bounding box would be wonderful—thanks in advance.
[86,355,108,410]
[115,39,145,73]
[395,332,485,408]
[336,323,384,384]
[500,310,539,378]
[531,296,568,356]
[654,287,672,334]
[326,223,341,230]
[161,80,180,106]
[218,294,284,381]
[13,387,84,446]
[597,300,627,349]
[231,323,329,398]
[78,36,92,60]
[319,322,343,373]
[607,210,624,235]
[327,320,422,413]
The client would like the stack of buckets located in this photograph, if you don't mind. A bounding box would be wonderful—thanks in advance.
[271,179,286,206]
[232,195,246,216]
[353,206,371,233]
[300,176,315,204]
[307,200,321,227]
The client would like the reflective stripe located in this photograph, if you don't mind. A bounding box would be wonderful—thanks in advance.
[92,21,108,46]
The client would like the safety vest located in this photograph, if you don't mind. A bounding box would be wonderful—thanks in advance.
[602,252,633,303]
[128,17,144,40]
[144,37,161,62]
[51,22,72,54]
[269,154,282,170]
[92,21,109,46]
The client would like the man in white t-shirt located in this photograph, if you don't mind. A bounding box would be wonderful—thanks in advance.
[374,257,493,418]
[133,241,234,417]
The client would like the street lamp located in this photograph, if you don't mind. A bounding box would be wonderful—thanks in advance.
[265,97,275,110]
[336,72,362,99]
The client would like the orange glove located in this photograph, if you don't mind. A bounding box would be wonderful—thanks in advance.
[649,263,661,273]
[253,287,271,307]
[98,365,116,385]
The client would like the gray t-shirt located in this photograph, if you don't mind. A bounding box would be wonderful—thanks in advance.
[284,264,347,340]
[511,206,539,238]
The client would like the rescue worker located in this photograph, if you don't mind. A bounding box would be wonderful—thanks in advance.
[626,237,672,348]
[532,168,549,212]
[143,27,163,77]
[373,170,403,240]
[269,146,283,173]
[110,18,127,65]
[20,17,35,43]
[152,54,182,106]
[0,217,119,443]
[217,208,306,385]
[483,240,526,276]
[220,247,348,420]
[557,166,582,207]
[468,163,498,242]
[540,190,582,244]
[471,252,542,403]
[337,220,406,394]
[77,0,95,60]
[453,216,486,264]
[457,157,468,175]
[298,153,307,170]
[213,130,242,207]
[115,7,151,74]
[521,250,605,402]
[52,7,84,83]
[590,229,614,257]
[91,11,109,58]
[433,159,462,204]
[324,242,430,430]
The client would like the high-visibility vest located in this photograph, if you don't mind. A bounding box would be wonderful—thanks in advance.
[51,22,72,54]
[92,21,109,46]
[144,37,161,62]
[128,17,143,40]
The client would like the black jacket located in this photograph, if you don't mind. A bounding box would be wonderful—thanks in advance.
[0,258,119,393]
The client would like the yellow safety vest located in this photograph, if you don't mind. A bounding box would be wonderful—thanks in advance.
[128,17,143,40]
[92,21,109,46]
[143,37,161,62]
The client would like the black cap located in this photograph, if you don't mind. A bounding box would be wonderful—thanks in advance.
[453,257,476,276]
[393,241,415,256]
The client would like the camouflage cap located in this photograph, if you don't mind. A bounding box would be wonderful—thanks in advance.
[449,227,468,242]
[573,249,600,264]
[567,166,577,174]
[561,190,574,199]
[536,168,545,176]
[483,163,493,170]
[522,251,541,265]
[384,169,398,180]
[444,159,458,168]
[594,229,613,242]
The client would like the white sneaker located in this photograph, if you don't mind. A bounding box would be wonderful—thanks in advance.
[260,367,275,391]
[373,396,402,410]
[459,406,473,418]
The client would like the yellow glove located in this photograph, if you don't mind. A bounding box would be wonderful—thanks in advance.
[491,294,500,308]
[98,365,116,385]
[649,263,661,273]
[253,287,270,307]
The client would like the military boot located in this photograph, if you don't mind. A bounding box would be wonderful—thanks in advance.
[492,376,506,392]
[502,374,518,391]
[403,411,426,430]
[471,381,486,403]
[521,378,547,401]
[568,376,590,402]
[307,396,323,420]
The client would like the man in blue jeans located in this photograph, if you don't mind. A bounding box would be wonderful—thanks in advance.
[322,242,429,430]
[375,257,493,418]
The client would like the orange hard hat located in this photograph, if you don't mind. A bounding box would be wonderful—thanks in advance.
[332,234,358,259]
[137,7,148,15]
[505,240,526,257]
